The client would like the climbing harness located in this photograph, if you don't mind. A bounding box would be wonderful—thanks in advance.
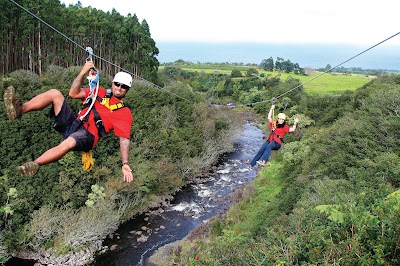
[78,49,127,171]
[80,47,100,120]
[97,89,125,111]
[79,47,100,172]
[268,98,286,144]
[80,90,127,172]
[271,98,277,129]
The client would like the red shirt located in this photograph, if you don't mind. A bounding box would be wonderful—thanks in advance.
[268,121,290,144]
[78,88,133,149]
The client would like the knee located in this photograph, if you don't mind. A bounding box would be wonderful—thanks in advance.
[61,137,77,151]
[48,89,64,100]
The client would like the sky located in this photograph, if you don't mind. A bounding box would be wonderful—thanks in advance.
[60,0,400,46]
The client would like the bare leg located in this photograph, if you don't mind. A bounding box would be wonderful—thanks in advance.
[22,89,65,116]
[34,137,77,166]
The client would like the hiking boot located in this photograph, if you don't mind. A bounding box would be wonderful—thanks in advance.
[256,160,266,166]
[4,86,22,120]
[16,162,40,177]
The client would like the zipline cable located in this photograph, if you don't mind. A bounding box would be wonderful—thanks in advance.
[246,31,400,106]
[9,0,399,106]
[8,0,194,104]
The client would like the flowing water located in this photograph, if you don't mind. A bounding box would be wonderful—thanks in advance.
[6,122,263,266]
[92,122,263,266]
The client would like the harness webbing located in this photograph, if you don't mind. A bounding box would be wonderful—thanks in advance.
[97,96,125,111]
[79,70,100,121]
[81,94,126,140]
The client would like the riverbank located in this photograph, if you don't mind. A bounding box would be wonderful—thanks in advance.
[90,119,264,265]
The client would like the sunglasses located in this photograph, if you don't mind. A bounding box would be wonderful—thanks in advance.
[113,82,130,90]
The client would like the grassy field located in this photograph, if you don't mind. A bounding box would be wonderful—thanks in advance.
[278,71,374,95]
[161,66,374,95]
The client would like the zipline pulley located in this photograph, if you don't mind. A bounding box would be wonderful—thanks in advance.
[81,47,100,120]
[85,47,93,62]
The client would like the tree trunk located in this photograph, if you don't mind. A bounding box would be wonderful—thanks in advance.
[38,21,42,76]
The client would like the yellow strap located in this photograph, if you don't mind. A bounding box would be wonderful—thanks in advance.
[82,150,94,172]
[272,108,276,129]
[100,97,124,112]
[101,97,109,106]
[109,102,124,111]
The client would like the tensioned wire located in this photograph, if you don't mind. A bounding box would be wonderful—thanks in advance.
[8,0,399,106]
[8,0,194,103]
[246,31,400,106]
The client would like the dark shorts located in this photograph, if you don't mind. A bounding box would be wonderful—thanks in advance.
[50,100,94,152]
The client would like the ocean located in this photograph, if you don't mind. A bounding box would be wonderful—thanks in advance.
[156,42,400,71]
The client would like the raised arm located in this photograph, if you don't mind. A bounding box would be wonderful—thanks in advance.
[267,104,275,124]
[69,61,95,100]
[289,117,300,132]
[120,136,133,183]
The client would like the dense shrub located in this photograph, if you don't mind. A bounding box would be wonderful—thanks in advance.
[173,74,400,265]
[0,66,241,259]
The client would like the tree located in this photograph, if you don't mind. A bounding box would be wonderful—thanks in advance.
[263,57,274,71]
[282,59,294,73]
[275,57,284,71]
[0,2,159,80]
[231,69,242,78]
[260,59,267,70]
[293,63,305,75]
[246,68,258,77]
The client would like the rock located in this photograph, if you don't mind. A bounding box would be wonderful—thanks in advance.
[137,235,148,243]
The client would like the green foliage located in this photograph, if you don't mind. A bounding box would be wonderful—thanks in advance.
[0,187,19,228]
[260,57,274,71]
[29,201,120,253]
[85,185,106,207]
[7,70,40,89]
[171,63,373,98]
[210,220,223,237]
[0,233,9,263]
[246,68,258,77]
[230,69,242,78]
[1,2,159,81]
[173,74,400,265]
[0,61,241,260]
[314,204,345,223]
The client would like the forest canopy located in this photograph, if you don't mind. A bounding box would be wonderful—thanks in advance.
[0,0,159,81]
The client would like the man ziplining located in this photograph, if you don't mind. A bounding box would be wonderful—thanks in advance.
[4,61,134,182]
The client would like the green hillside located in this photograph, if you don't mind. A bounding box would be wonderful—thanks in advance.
[159,74,400,265]
[166,65,374,95]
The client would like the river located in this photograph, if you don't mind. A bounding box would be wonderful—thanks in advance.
[92,122,263,266]
[6,121,263,266]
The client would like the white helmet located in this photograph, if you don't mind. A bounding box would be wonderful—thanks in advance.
[277,113,286,120]
[113,72,132,88]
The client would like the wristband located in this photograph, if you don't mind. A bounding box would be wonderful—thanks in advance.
[122,162,129,167]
